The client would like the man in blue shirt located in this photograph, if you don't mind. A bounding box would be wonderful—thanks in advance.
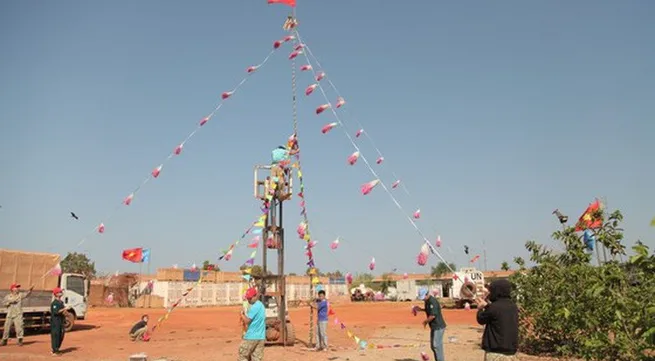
[238,287,266,361]
[310,289,329,351]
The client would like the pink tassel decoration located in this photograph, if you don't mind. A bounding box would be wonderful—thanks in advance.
[316,71,326,82]
[289,50,302,60]
[246,65,260,73]
[321,122,338,134]
[335,97,346,108]
[222,91,233,100]
[266,236,276,248]
[421,352,430,361]
[300,64,312,71]
[124,193,134,206]
[305,240,318,249]
[347,151,360,165]
[369,257,376,271]
[330,238,340,250]
[413,209,421,219]
[345,273,353,284]
[436,235,442,248]
[273,40,283,49]
[283,35,295,42]
[361,179,380,195]
[376,156,384,164]
[417,252,428,266]
[391,180,401,189]
[224,250,233,261]
[152,165,163,178]
[316,103,331,115]
[199,116,209,126]
[294,44,305,51]
[355,129,364,138]
[174,144,183,155]
[49,263,62,276]
[403,272,409,279]
[305,84,318,96]
[98,223,105,234]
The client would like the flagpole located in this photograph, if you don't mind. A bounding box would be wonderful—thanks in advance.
[148,248,152,308]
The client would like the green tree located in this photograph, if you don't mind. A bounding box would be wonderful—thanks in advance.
[430,262,457,278]
[324,270,344,278]
[500,261,510,271]
[510,209,654,361]
[61,252,96,278]
[202,260,220,271]
[240,265,264,279]
[379,273,394,294]
[352,273,374,287]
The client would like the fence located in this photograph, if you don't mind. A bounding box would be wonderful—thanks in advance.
[131,280,349,308]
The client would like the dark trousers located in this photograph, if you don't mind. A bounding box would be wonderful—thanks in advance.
[50,324,65,353]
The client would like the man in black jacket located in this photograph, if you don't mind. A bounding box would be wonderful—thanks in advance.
[476,279,518,361]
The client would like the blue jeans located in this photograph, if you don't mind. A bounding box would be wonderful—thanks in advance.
[430,327,445,361]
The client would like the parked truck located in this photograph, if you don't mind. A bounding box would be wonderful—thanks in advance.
[449,267,485,308]
[0,249,89,333]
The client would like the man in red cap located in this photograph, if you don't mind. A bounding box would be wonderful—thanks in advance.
[1,283,34,346]
[50,287,71,355]
[238,287,266,361]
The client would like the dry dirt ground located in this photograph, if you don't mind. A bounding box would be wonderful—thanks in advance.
[0,302,568,361]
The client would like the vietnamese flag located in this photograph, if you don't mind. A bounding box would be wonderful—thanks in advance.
[268,0,296,7]
[122,248,144,263]
[575,199,603,231]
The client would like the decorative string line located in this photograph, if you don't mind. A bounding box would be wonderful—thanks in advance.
[151,271,206,335]
[293,30,455,276]
[300,42,416,203]
[77,44,284,247]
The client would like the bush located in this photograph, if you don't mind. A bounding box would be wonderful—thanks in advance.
[510,210,654,361]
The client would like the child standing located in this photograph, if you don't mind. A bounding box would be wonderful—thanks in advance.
[310,289,329,351]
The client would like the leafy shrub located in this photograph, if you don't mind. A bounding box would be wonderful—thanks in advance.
[510,210,654,361]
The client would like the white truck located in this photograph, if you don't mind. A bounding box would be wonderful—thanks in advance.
[449,267,485,308]
[0,249,89,333]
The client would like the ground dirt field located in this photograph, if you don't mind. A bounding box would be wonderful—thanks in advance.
[0,302,571,361]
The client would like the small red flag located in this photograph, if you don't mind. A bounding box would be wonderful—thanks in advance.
[122,248,144,263]
[268,0,296,7]
[575,199,603,231]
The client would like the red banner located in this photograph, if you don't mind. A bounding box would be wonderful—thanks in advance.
[268,0,296,7]
[122,248,143,263]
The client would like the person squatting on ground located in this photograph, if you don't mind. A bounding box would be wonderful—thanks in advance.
[238,287,266,361]
[309,289,329,351]
[50,287,71,356]
[417,288,447,361]
[476,279,519,361]
[1,283,34,346]
[129,314,149,341]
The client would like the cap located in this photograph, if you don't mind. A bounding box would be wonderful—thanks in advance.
[52,287,63,295]
[418,288,429,299]
[244,287,258,300]
[10,283,20,290]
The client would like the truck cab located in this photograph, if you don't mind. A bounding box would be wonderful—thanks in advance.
[60,273,89,321]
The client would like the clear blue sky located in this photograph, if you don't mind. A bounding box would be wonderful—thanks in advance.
[1,1,653,276]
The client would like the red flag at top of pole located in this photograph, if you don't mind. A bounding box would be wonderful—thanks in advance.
[122,248,144,263]
[575,199,603,231]
[268,0,296,7]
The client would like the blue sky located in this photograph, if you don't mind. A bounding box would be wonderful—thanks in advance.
[1,1,653,276]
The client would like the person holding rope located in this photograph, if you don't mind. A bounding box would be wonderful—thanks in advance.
[1,283,34,346]
[416,288,447,361]
[238,287,266,361]
[476,279,519,361]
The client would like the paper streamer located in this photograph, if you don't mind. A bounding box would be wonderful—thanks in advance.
[293,30,457,278]
[75,38,289,247]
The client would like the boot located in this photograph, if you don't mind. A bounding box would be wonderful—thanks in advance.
[17,338,23,346]
[1,339,7,346]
